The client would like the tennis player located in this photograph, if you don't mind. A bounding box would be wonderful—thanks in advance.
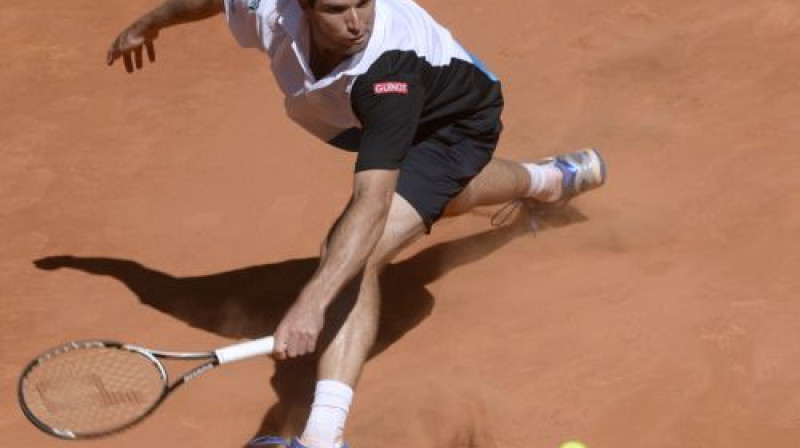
[107,1,607,447]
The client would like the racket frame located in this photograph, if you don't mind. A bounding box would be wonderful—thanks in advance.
[18,340,217,440]
[18,336,274,439]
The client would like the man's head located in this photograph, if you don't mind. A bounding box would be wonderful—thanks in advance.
[299,0,375,58]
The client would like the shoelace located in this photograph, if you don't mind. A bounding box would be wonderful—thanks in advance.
[490,200,538,234]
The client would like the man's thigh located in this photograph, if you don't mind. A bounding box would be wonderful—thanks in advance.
[396,124,498,231]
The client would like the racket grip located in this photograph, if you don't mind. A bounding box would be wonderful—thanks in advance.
[215,336,275,364]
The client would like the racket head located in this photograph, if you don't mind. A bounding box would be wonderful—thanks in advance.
[18,340,168,439]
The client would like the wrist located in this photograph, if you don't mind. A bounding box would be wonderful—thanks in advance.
[132,16,160,35]
[298,280,332,312]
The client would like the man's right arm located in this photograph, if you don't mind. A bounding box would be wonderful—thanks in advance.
[133,0,225,30]
[107,0,225,73]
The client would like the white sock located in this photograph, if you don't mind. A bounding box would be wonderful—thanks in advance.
[523,162,562,201]
[301,380,354,448]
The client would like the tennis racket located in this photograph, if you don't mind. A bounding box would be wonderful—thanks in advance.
[18,336,275,439]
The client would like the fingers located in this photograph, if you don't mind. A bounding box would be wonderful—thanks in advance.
[272,304,323,361]
[118,45,153,73]
[106,45,118,66]
[106,29,156,73]
[146,41,156,63]
[106,35,122,66]
[272,331,317,361]
[134,46,143,70]
[272,332,286,360]
[123,51,134,73]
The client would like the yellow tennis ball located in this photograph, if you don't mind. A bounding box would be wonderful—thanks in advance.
[560,442,586,448]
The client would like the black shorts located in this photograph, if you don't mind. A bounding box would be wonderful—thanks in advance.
[397,105,503,231]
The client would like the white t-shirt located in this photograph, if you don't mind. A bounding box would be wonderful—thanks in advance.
[225,0,501,170]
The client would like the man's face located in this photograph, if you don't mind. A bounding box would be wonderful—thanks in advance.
[302,0,375,57]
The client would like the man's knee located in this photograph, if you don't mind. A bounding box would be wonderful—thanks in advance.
[361,237,410,275]
[364,252,392,275]
[364,194,426,271]
[443,185,473,217]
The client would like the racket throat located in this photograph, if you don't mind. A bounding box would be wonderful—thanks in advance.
[178,361,218,385]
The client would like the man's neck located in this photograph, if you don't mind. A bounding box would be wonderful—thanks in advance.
[309,52,342,80]
[308,30,346,79]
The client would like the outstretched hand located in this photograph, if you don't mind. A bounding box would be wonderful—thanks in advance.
[107,22,159,73]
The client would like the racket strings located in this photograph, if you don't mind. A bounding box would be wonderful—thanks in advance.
[21,346,165,436]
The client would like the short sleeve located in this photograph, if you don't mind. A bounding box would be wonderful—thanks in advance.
[350,73,425,172]
[224,0,275,49]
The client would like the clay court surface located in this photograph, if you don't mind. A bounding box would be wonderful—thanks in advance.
[2,0,800,446]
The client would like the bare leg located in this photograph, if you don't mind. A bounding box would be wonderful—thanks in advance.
[443,157,543,217]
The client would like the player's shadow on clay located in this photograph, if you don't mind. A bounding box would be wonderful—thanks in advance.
[32,205,581,443]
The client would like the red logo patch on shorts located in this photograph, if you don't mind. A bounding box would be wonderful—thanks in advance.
[373,82,409,95]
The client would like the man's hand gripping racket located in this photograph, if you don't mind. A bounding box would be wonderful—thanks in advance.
[17,336,275,439]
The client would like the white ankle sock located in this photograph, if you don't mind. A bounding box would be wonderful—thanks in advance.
[523,162,562,201]
[301,380,354,448]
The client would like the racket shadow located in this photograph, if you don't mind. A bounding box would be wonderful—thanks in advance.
[33,216,532,444]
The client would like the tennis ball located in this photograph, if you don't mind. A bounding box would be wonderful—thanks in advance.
[560,442,586,448]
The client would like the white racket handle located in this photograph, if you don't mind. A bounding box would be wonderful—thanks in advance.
[215,336,275,364]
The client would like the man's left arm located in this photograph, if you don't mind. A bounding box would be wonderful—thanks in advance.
[273,168,397,359]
